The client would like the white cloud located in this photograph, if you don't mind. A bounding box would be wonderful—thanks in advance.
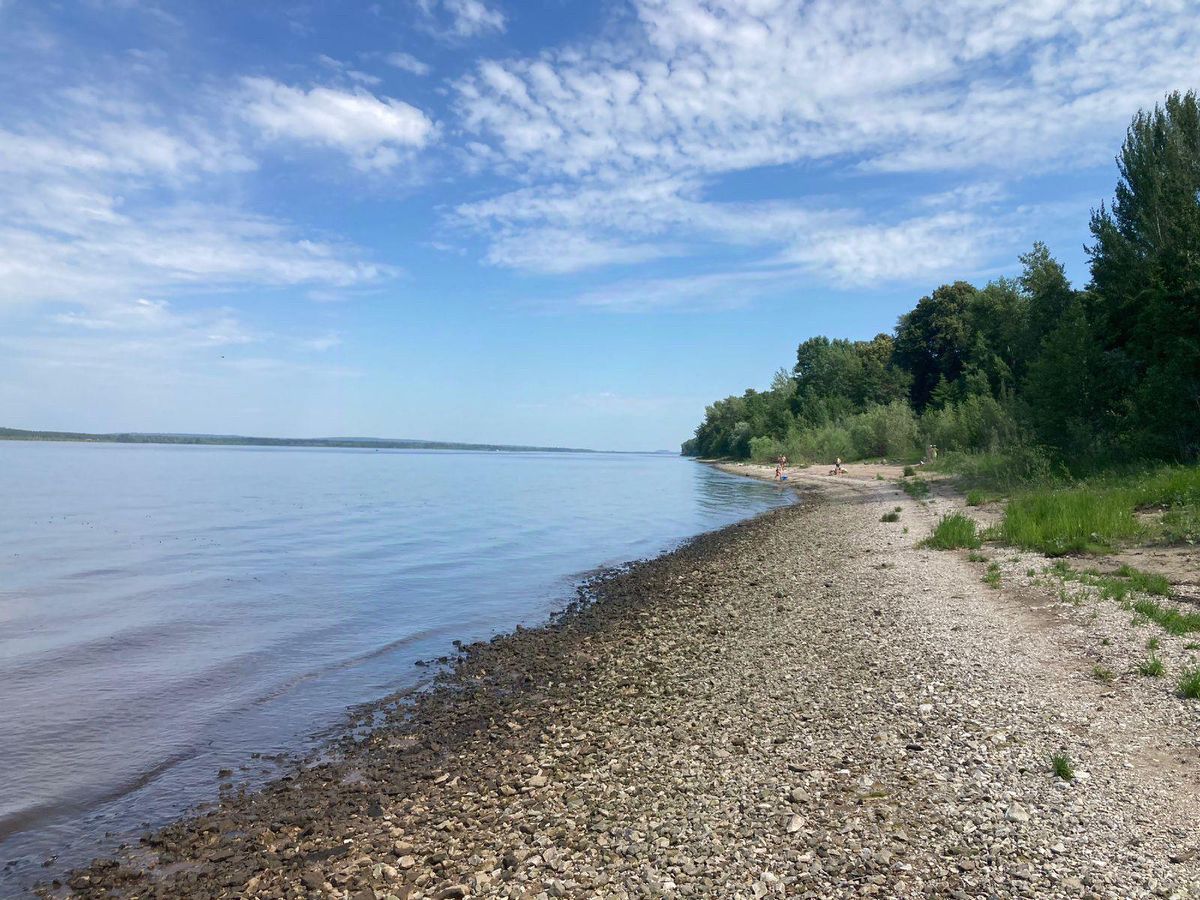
[386,51,432,76]
[485,228,682,274]
[418,0,505,38]
[448,0,1200,296]
[445,0,505,36]
[238,77,435,171]
[458,0,1199,180]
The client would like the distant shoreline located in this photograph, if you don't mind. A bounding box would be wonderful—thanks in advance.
[0,426,597,454]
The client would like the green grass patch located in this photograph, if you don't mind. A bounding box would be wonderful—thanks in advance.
[995,490,1140,555]
[1178,668,1200,699]
[990,466,1200,555]
[921,513,982,550]
[1136,653,1165,677]
[967,550,987,563]
[1091,664,1114,683]
[902,465,916,477]
[900,477,930,499]
[1051,753,1075,781]
[880,511,900,523]
[1147,636,1160,651]
[1046,563,1195,634]
[983,562,1001,589]
[1129,597,1200,636]
[965,489,985,506]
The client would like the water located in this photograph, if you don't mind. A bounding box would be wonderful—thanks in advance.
[0,442,793,891]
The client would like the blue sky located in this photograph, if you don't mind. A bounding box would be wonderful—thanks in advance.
[1,0,1196,451]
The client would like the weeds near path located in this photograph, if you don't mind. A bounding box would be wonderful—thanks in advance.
[1051,753,1075,780]
[922,513,982,550]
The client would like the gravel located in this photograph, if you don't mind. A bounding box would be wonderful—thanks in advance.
[50,469,1200,899]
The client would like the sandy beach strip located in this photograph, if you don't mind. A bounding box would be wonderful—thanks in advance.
[52,468,1200,899]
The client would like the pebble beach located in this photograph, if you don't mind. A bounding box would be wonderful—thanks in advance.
[52,466,1200,899]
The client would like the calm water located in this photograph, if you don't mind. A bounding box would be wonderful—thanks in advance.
[0,442,792,891]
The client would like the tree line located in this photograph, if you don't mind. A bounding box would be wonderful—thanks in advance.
[682,91,1200,471]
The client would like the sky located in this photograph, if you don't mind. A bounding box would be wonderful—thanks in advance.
[0,1,1197,452]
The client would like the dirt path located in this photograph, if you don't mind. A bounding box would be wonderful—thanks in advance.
[55,468,1199,899]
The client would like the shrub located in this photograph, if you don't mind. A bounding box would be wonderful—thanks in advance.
[983,562,1002,588]
[901,478,930,499]
[902,465,916,477]
[923,513,982,550]
[1136,653,1165,677]
[1051,753,1075,780]
[965,490,985,506]
[881,511,900,522]
[1178,668,1200,699]
[749,435,784,463]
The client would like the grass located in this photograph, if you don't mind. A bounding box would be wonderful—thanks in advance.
[1178,668,1200,699]
[922,513,982,550]
[995,490,1140,555]
[1136,653,1165,677]
[1051,753,1075,781]
[1147,636,1160,651]
[1186,642,1200,651]
[990,465,1200,555]
[968,550,987,562]
[875,473,885,481]
[1044,562,1197,635]
[1129,597,1200,635]
[902,465,916,477]
[901,477,930,499]
[1091,664,1115,683]
[881,511,900,523]
[965,489,986,506]
[983,562,1002,589]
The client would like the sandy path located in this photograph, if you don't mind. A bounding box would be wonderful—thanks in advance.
[56,468,1199,899]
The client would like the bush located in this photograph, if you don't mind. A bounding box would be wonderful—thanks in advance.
[901,478,930,499]
[923,513,982,549]
[965,490,985,506]
[1178,668,1200,699]
[881,511,900,522]
[749,435,784,463]
[1051,753,1075,780]
[1136,653,1165,677]
[920,394,1028,455]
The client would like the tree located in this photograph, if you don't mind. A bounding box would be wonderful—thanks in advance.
[1089,91,1200,458]
[893,281,978,410]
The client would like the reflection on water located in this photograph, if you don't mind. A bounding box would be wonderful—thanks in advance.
[0,443,793,891]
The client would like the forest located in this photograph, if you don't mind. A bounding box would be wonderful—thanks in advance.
[682,92,1200,475]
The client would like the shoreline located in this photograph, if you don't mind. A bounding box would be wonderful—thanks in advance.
[48,470,1200,898]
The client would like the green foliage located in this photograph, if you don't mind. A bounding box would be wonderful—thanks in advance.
[983,562,1002,588]
[965,490,984,506]
[900,478,930,499]
[996,489,1141,555]
[1177,668,1200,700]
[967,550,987,562]
[1091,664,1115,683]
[1089,91,1200,460]
[922,513,982,550]
[1051,753,1075,781]
[881,511,900,523]
[684,91,1200,471]
[902,465,916,477]
[1136,653,1165,677]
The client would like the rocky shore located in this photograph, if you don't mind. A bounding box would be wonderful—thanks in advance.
[49,468,1200,899]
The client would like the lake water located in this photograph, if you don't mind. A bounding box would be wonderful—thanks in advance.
[0,442,793,891]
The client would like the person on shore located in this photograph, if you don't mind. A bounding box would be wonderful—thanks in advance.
[774,462,782,480]
[830,457,844,475]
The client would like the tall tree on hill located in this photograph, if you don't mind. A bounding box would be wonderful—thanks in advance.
[1089,90,1200,458]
